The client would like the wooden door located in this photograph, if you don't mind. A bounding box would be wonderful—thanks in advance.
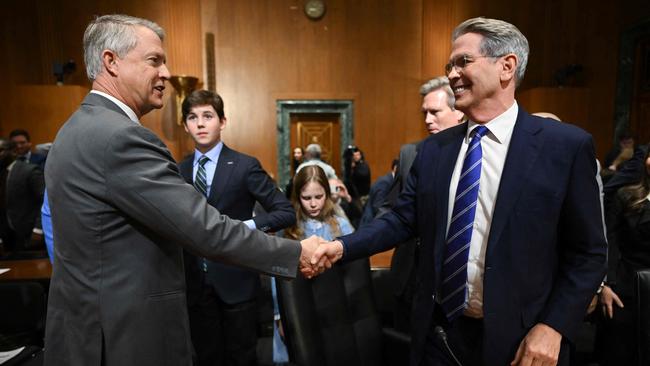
[290,113,341,176]
[630,36,650,145]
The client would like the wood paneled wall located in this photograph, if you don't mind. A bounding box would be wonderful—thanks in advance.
[2,0,650,172]
[200,0,424,178]
[0,0,203,159]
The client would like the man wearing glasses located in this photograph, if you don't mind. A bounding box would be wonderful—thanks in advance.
[313,17,606,366]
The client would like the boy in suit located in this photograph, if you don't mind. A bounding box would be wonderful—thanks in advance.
[179,90,296,366]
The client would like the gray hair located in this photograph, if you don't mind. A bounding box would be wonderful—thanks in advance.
[419,76,456,110]
[305,144,322,159]
[83,14,165,81]
[452,17,529,87]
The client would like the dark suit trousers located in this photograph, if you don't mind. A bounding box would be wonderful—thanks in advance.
[188,284,258,366]
[421,305,484,366]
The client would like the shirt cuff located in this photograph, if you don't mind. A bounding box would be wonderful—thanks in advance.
[337,238,348,258]
[33,228,44,235]
[243,219,256,230]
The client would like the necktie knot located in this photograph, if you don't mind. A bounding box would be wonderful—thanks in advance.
[198,155,210,167]
[472,125,489,140]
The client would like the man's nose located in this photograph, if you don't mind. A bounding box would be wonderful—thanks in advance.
[160,64,171,79]
[447,67,460,79]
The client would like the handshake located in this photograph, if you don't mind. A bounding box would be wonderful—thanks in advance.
[298,235,345,278]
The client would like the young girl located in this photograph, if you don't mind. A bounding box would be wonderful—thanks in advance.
[285,164,354,241]
[271,165,354,364]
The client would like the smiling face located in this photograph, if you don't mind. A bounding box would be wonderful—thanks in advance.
[183,104,226,153]
[300,181,327,218]
[447,32,516,123]
[113,26,170,117]
[10,134,31,156]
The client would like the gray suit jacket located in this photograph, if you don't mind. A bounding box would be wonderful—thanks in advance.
[43,93,301,366]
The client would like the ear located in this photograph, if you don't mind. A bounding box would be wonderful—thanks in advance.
[453,109,465,123]
[500,53,518,83]
[102,50,119,76]
[182,122,189,134]
[219,117,228,131]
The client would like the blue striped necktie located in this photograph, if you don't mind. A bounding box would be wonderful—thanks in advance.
[194,155,210,272]
[194,155,210,197]
[440,125,489,321]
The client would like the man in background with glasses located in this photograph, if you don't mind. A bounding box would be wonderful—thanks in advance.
[313,17,606,366]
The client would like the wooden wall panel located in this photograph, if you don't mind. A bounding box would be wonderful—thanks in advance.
[202,0,423,179]
[2,0,650,167]
[4,86,89,144]
[1,0,203,159]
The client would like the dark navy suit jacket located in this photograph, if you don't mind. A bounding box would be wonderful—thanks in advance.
[179,144,295,305]
[340,108,607,365]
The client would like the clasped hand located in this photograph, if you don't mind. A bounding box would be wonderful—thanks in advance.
[298,235,344,278]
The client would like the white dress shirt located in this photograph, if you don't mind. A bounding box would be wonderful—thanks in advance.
[446,102,518,318]
[90,90,140,123]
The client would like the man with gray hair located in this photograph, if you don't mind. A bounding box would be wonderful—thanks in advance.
[313,17,606,366]
[296,143,338,179]
[43,14,321,366]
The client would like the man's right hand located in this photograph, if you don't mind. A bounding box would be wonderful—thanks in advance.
[311,240,344,270]
[299,235,331,278]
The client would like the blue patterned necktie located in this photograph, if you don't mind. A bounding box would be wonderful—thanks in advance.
[194,155,210,272]
[194,155,210,197]
[440,125,489,321]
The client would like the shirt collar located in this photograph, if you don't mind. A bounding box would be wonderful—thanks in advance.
[193,141,224,166]
[19,151,31,161]
[90,90,140,124]
[466,101,518,144]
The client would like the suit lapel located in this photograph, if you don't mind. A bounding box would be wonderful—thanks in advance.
[208,144,237,204]
[486,109,544,259]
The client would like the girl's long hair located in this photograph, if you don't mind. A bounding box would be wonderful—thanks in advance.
[621,148,650,212]
[285,165,341,240]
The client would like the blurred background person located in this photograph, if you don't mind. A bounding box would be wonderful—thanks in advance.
[0,138,44,255]
[360,158,398,226]
[9,129,46,170]
[329,177,362,229]
[597,147,650,366]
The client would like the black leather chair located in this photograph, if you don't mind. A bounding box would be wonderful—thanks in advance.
[0,281,46,365]
[635,269,650,366]
[277,258,409,366]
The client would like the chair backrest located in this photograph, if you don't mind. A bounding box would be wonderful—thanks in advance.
[0,281,46,347]
[635,269,650,366]
[277,258,383,366]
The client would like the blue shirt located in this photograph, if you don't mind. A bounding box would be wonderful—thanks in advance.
[300,216,354,240]
[41,189,54,263]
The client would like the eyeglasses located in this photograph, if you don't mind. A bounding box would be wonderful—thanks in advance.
[444,54,500,76]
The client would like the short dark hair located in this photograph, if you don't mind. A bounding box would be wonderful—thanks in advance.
[181,90,225,123]
[391,159,399,170]
[9,129,30,141]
